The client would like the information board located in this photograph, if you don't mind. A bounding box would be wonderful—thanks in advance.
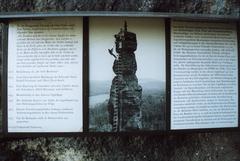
[0,13,238,135]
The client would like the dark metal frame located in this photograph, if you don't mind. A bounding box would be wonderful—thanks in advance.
[83,17,89,132]
[0,12,238,138]
[0,11,238,20]
[2,22,8,137]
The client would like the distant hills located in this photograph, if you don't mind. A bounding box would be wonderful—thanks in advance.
[90,79,165,96]
[90,80,112,96]
[139,79,165,91]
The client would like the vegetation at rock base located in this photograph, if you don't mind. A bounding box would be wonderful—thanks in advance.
[89,90,166,132]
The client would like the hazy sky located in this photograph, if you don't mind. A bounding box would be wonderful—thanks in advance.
[89,17,165,82]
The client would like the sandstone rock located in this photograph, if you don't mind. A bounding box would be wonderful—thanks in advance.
[108,22,142,131]
[0,0,238,15]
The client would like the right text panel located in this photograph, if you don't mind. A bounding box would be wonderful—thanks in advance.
[171,21,238,130]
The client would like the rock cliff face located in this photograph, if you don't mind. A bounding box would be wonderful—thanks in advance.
[0,0,239,15]
[0,0,239,161]
[108,22,142,131]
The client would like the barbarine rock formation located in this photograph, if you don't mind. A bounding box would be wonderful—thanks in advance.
[108,21,142,132]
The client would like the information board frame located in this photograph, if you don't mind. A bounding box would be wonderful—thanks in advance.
[0,11,238,137]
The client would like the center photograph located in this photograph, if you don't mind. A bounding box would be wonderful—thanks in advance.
[89,17,166,132]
